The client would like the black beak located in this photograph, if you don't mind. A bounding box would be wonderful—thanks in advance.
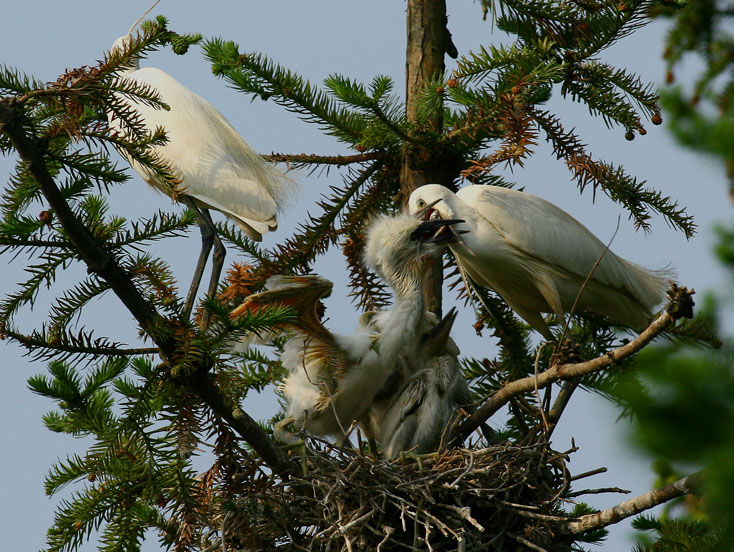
[421,307,458,354]
[410,218,465,246]
[414,198,443,220]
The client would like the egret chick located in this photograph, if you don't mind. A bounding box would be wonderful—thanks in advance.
[231,216,463,445]
[108,2,293,320]
[369,308,473,459]
[409,184,671,340]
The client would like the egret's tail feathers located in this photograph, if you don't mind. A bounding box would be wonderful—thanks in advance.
[227,131,299,213]
[624,262,677,312]
[234,217,274,242]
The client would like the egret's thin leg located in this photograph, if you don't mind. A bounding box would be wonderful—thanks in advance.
[197,208,225,328]
[181,197,214,321]
[200,208,226,302]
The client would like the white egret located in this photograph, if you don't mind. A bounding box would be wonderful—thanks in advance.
[365,307,473,459]
[409,184,671,340]
[107,1,293,320]
[230,215,464,445]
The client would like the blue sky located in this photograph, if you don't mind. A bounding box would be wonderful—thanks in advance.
[1,1,731,550]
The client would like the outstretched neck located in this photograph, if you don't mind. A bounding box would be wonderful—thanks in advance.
[378,282,425,362]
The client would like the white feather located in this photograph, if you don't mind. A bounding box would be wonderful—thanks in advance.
[108,38,294,241]
[409,184,673,338]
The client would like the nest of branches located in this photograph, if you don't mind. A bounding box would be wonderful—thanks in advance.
[213,438,584,551]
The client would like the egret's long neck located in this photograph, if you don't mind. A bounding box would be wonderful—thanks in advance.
[378,273,425,364]
[111,37,141,74]
[116,56,140,74]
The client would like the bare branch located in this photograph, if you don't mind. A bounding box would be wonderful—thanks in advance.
[564,486,630,498]
[561,471,704,534]
[450,284,695,445]
[569,467,607,481]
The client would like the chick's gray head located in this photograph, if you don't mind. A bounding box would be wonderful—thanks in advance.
[364,214,462,294]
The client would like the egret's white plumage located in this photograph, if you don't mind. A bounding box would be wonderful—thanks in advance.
[409,184,671,339]
[231,216,462,443]
[107,14,293,320]
[108,35,291,241]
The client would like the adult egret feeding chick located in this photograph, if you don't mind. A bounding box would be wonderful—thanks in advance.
[230,215,464,445]
[107,1,293,320]
[409,184,671,340]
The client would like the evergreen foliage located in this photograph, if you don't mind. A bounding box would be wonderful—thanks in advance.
[619,4,734,548]
[656,0,734,198]
[0,1,717,550]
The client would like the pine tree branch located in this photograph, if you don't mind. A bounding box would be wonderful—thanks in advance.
[449,284,695,445]
[0,236,74,248]
[187,370,292,476]
[0,99,293,477]
[3,326,157,358]
[264,151,387,167]
[0,99,168,353]
[560,470,704,534]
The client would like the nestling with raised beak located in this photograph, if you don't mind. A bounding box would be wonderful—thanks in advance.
[231,214,464,447]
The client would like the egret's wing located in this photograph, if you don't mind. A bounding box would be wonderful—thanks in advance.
[457,186,660,298]
[393,375,428,426]
[113,68,292,237]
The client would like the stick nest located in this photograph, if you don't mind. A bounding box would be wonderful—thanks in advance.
[214,439,582,551]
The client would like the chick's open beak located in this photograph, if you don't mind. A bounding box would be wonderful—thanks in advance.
[421,307,458,353]
[410,218,465,246]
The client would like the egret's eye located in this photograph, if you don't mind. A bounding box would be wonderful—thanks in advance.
[417,199,426,208]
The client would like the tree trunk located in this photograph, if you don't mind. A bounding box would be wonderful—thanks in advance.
[402,0,449,317]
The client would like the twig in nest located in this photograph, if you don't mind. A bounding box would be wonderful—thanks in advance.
[508,532,550,552]
[565,486,630,498]
[338,508,374,534]
[376,526,394,552]
[437,504,485,532]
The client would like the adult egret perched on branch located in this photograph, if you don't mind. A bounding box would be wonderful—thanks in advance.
[107,1,293,321]
[230,215,464,445]
[409,184,671,340]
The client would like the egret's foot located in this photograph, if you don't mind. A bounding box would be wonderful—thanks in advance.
[274,417,308,476]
